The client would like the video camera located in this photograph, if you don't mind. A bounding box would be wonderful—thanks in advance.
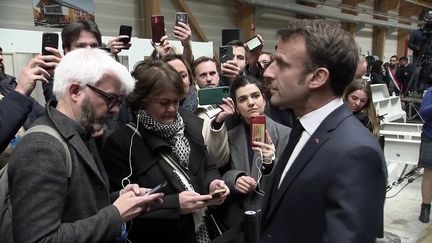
[423,11,432,37]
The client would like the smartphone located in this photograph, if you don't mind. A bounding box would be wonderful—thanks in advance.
[245,35,263,52]
[151,15,165,44]
[41,33,59,55]
[145,181,167,195]
[198,86,230,105]
[119,25,132,49]
[210,189,227,199]
[219,46,233,64]
[250,115,266,145]
[175,12,188,26]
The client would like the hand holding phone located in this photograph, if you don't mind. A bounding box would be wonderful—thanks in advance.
[245,35,263,52]
[119,25,132,49]
[250,115,266,145]
[175,12,188,26]
[210,189,227,199]
[41,33,59,55]
[145,181,167,195]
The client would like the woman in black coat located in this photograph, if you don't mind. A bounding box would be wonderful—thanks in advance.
[103,60,229,243]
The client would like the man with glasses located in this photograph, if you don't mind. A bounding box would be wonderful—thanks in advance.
[8,48,164,243]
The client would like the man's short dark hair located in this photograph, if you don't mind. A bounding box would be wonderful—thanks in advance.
[191,56,219,76]
[277,20,359,96]
[61,20,102,52]
[399,56,408,62]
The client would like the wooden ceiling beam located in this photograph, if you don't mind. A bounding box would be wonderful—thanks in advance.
[175,0,208,42]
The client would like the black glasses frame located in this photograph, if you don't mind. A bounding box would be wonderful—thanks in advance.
[86,84,121,109]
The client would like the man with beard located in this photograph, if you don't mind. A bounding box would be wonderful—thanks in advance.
[8,48,164,243]
[0,46,59,157]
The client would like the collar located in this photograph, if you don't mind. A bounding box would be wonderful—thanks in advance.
[299,98,344,136]
[46,100,90,141]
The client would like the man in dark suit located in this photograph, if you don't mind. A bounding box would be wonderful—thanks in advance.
[260,19,387,243]
[8,48,163,243]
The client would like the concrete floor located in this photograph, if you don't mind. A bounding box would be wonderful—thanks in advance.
[383,165,432,243]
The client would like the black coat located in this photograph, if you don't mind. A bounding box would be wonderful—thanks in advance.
[103,109,221,243]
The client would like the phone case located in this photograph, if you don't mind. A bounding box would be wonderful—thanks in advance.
[246,36,263,52]
[151,15,165,44]
[41,33,59,55]
[119,25,132,45]
[219,46,233,64]
[198,86,230,105]
[250,115,266,145]
[175,12,188,26]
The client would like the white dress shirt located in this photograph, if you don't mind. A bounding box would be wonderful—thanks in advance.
[278,98,344,188]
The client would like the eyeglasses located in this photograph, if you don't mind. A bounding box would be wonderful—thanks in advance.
[390,59,398,62]
[86,84,121,110]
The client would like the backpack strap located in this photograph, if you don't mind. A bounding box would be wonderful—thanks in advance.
[25,125,72,178]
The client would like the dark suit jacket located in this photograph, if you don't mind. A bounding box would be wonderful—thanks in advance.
[103,109,220,243]
[8,102,122,243]
[260,104,387,243]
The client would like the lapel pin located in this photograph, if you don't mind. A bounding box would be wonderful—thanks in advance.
[314,138,319,144]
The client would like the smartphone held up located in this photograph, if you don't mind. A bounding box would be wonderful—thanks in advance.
[250,115,266,146]
[175,12,188,26]
[151,15,165,44]
[41,33,59,55]
[119,25,132,49]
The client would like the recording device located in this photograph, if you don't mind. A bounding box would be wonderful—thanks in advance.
[210,189,227,199]
[151,15,165,44]
[41,33,59,55]
[175,12,188,26]
[222,28,240,46]
[145,181,167,195]
[198,86,230,105]
[219,45,233,64]
[423,11,432,37]
[250,115,266,146]
[119,25,132,49]
[245,36,263,52]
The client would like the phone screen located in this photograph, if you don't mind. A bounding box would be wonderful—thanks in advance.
[246,36,262,52]
[250,115,266,145]
[175,12,188,26]
[151,15,165,44]
[146,181,167,195]
[41,33,59,55]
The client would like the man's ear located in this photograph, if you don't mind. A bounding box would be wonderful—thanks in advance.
[308,67,329,90]
[69,83,83,103]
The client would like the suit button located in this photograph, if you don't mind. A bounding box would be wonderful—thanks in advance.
[96,185,103,190]
[266,234,272,238]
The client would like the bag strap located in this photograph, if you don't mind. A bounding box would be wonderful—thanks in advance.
[25,125,72,178]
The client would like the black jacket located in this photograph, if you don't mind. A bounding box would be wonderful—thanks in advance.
[103,109,221,243]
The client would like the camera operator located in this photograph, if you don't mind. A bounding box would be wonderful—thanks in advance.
[408,11,432,94]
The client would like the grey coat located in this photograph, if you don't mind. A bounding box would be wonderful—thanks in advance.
[8,102,122,243]
[220,116,290,228]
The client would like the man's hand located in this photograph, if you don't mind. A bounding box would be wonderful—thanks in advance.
[15,54,60,96]
[221,60,241,82]
[215,97,235,123]
[114,190,163,223]
[173,22,192,47]
[206,179,230,206]
[107,35,131,55]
